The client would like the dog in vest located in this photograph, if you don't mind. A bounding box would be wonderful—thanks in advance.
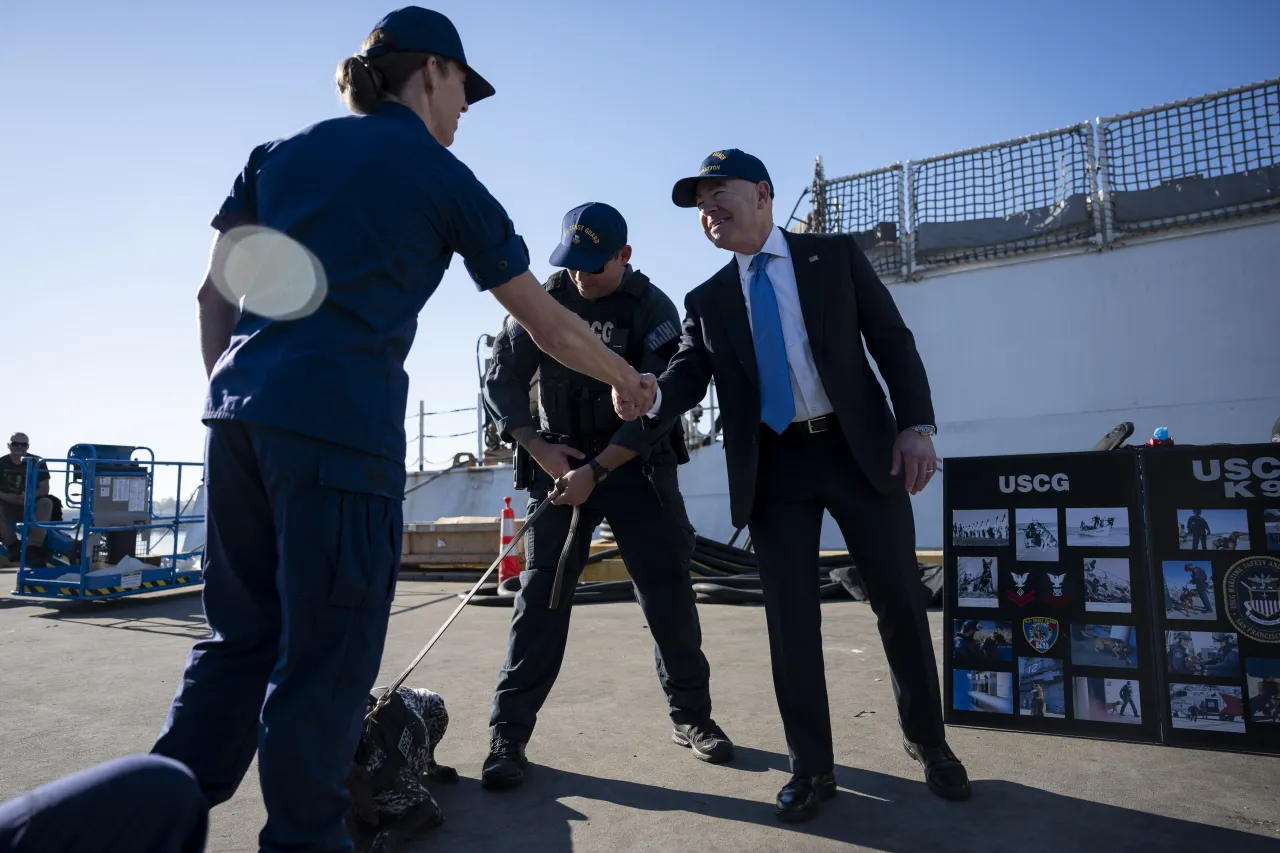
[346,686,457,853]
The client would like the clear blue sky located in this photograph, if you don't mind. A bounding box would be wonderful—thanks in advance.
[1,0,1275,491]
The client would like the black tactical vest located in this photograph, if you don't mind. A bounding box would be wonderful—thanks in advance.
[536,269,646,446]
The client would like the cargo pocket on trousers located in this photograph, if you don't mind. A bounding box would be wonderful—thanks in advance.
[648,465,696,537]
[319,457,404,609]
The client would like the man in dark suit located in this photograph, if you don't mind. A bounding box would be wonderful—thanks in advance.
[621,149,970,822]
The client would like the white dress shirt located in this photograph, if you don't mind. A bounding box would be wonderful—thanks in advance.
[647,224,834,422]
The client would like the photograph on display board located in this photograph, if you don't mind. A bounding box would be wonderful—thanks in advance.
[1015,508,1059,562]
[1070,624,1139,668]
[1165,631,1240,677]
[952,619,1012,666]
[952,510,1009,546]
[1170,683,1246,733]
[1245,658,1280,724]
[956,557,999,608]
[1073,677,1141,724]
[1066,508,1130,547]
[1266,509,1280,551]
[1018,657,1066,718]
[1163,560,1217,620]
[1084,558,1132,613]
[953,670,1013,714]
[1176,508,1251,551]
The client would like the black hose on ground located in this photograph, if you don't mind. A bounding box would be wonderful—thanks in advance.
[462,579,636,606]
[690,551,761,575]
[691,579,847,605]
[583,546,620,564]
[694,535,856,571]
[694,535,757,563]
[687,560,736,577]
[459,531,895,608]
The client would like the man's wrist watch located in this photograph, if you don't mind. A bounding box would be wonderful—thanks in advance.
[588,458,611,483]
[909,425,937,438]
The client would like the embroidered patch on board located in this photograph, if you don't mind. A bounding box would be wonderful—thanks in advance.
[1022,617,1059,654]
[1224,555,1280,644]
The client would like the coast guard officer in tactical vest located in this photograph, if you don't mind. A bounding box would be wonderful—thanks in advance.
[479,202,735,789]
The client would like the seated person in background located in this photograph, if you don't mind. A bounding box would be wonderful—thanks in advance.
[0,432,53,568]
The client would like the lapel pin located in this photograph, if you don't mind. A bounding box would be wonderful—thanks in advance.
[809,255,819,262]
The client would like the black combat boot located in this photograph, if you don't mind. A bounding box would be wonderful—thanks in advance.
[480,736,528,790]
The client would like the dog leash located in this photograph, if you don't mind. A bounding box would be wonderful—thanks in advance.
[549,503,580,609]
[365,498,550,723]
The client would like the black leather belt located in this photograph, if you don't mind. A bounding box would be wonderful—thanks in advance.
[785,413,837,435]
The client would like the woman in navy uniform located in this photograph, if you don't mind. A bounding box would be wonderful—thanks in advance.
[138,7,652,853]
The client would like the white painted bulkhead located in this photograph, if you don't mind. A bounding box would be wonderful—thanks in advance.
[884,215,1280,549]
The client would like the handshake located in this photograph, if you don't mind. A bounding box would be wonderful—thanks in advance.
[612,371,658,421]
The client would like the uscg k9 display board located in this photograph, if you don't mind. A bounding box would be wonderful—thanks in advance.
[1139,443,1280,755]
[943,450,1160,744]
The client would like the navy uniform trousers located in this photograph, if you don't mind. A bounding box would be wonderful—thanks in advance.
[0,755,207,853]
[490,461,711,742]
[152,420,403,853]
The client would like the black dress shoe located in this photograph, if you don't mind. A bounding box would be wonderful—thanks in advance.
[480,736,528,790]
[672,718,735,763]
[774,772,837,823]
[904,738,971,801]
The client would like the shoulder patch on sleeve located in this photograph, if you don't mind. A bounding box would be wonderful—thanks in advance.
[645,320,679,352]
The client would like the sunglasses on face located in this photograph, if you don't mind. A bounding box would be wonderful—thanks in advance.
[9,442,27,448]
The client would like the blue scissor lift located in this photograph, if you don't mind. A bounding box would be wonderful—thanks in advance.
[10,444,206,601]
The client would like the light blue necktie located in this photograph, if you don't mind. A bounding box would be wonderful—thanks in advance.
[749,252,796,433]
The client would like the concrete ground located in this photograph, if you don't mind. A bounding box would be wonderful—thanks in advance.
[1,572,1277,853]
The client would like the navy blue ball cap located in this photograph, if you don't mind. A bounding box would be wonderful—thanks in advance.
[672,148,774,208]
[362,6,495,104]
[548,203,628,272]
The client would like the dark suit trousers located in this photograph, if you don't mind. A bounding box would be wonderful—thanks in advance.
[748,421,945,777]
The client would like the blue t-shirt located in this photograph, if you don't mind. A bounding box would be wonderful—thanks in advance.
[203,101,530,463]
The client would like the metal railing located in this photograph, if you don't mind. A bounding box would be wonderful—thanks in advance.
[797,160,909,280]
[801,77,1280,279]
[1099,78,1280,238]
[908,122,1096,272]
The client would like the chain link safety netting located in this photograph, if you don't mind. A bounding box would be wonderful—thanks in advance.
[908,125,1097,270]
[802,79,1279,274]
[1100,79,1280,237]
[804,165,906,281]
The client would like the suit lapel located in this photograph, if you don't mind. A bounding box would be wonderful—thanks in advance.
[784,231,826,360]
[711,259,758,385]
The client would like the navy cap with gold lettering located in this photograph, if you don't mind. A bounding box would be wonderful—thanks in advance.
[362,6,496,104]
[671,149,774,208]
[548,202,628,272]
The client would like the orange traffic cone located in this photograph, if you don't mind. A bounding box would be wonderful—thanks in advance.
[499,497,521,584]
